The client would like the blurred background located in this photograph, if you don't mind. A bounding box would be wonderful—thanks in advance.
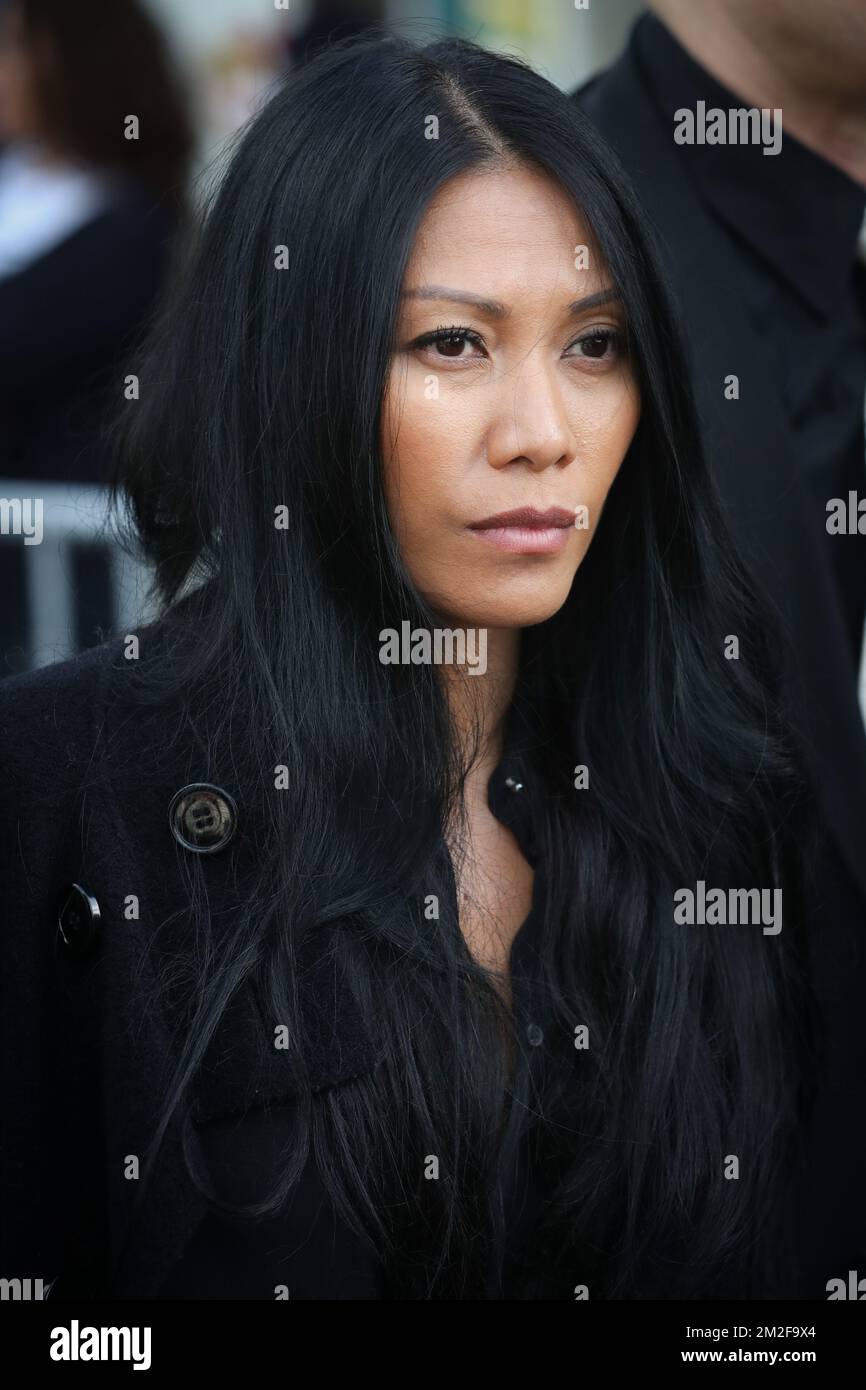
[0,0,643,675]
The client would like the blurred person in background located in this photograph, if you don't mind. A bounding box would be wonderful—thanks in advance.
[575,0,866,1298]
[0,0,194,671]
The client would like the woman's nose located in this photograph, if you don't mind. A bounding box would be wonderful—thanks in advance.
[487,361,579,472]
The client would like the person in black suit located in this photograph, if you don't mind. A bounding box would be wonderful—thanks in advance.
[575,0,866,1298]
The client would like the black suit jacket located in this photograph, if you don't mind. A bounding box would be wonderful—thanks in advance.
[575,19,866,1295]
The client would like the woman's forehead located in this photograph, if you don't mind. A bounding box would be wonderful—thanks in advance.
[402,166,607,302]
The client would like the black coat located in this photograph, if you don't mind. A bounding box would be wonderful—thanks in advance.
[575,17,866,1294]
[0,631,381,1297]
[0,615,856,1300]
[0,624,548,1300]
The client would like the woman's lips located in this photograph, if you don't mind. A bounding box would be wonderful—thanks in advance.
[467,524,572,554]
[467,507,576,555]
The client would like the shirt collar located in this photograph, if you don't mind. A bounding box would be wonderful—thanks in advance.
[633,12,866,318]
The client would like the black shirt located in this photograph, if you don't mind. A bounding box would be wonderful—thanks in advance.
[634,13,866,665]
[157,703,564,1299]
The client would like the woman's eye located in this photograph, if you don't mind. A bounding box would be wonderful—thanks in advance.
[413,327,485,360]
[409,325,623,363]
[568,328,622,361]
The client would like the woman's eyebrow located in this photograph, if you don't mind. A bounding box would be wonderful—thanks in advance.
[400,285,622,319]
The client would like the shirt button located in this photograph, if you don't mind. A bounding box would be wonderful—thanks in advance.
[56,883,101,957]
[169,783,238,854]
[504,776,525,793]
[526,1022,544,1047]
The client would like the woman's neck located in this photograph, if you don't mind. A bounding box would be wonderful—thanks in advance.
[438,624,521,777]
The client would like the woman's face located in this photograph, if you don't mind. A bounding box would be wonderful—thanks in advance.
[381,163,641,630]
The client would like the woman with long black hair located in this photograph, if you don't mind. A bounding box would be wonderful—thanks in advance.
[0,31,821,1300]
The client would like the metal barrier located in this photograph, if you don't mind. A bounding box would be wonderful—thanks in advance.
[0,479,157,670]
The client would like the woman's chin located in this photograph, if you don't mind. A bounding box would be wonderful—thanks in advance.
[443,588,574,632]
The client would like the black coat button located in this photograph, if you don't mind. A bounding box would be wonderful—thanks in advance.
[169,783,238,854]
[57,883,101,956]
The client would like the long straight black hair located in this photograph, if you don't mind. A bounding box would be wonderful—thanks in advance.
[108,30,822,1299]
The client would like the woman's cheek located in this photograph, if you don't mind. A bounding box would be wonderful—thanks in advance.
[393,400,472,508]
[576,384,639,480]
